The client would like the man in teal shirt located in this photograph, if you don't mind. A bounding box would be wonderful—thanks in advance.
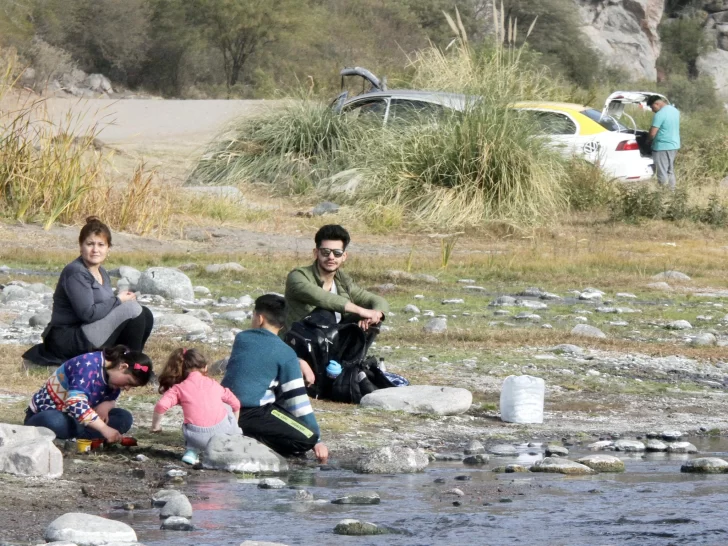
[647,95,680,190]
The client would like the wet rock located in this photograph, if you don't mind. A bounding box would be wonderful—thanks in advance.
[454,475,471,481]
[545,444,569,457]
[489,444,517,456]
[423,318,447,334]
[155,314,212,334]
[151,489,186,507]
[652,270,691,281]
[159,493,193,519]
[614,440,645,452]
[203,435,288,473]
[548,344,584,355]
[161,516,194,531]
[205,262,245,274]
[571,324,606,339]
[689,333,717,346]
[138,267,194,301]
[355,446,429,474]
[667,442,697,454]
[680,457,728,474]
[666,320,692,330]
[0,424,62,478]
[403,304,420,314]
[464,440,485,455]
[504,464,529,473]
[576,455,625,472]
[360,385,472,415]
[334,519,388,536]
[530,457,594,475]
[645,439,668,452]
[463,454,489,465]
[294,489,314,501]
[45,513,137,544]
[331,491,380,505]
[434,452,464,461]
[258,478,286,489]
[444,488,465,496]
[661,431,682,441]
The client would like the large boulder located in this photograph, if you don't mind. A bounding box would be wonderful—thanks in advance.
[45,513,136,545]
[359,385,472,415]
[159,493,193,519]
[0,424,62,478]
[681,457,728,473]
[355,446,429,474]
[576,0,665,81]
[203,434,288,473]
[138,267,194,301]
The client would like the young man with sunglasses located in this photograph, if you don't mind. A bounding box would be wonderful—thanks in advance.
[285,224,389,385]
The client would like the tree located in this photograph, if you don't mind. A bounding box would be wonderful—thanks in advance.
[189,0,299,90]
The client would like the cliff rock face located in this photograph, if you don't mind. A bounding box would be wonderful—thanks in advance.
[576,0,665,81]
[698,0,728,102]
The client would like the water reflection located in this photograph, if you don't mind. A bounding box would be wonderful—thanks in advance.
[107,436,728,545]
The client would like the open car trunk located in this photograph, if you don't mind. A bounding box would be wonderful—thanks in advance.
[331,67,386,113]
[602,91,670,158]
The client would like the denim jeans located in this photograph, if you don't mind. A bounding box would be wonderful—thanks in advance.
[24,408,133,440]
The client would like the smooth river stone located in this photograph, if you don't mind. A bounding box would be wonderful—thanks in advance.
[577,455,625,472]
[45,513,137,544]
[614,440,646,452]
[530,457,595,475]
[545,444,569,457]
[645,439,668,452]
[588,440,614,451]
[680,457,728,474]
[359,385,472,416]
[334,519,388,536]
[666,442,698,454]
[331,492,380,505]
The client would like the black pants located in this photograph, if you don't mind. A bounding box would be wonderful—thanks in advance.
[239,404,317,457]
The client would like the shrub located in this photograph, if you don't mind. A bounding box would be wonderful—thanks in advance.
[27,38,76,92]
[564,158,615,211]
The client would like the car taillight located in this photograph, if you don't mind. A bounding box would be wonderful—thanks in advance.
[616,140,639,151]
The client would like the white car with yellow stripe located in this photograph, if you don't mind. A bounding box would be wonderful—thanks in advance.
[333,68,666,182]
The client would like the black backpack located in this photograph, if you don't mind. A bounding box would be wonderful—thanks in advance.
[284,311,395,403]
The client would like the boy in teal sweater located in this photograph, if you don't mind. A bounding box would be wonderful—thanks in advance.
[221,294,329,463]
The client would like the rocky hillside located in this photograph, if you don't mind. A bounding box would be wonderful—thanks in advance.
[698,0,728,102]
[576,0,665,81]
[577,0,727,103]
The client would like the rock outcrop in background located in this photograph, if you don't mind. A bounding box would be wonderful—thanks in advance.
[698,0,728,102]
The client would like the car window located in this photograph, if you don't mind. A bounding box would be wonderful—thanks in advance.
[389,99,447,123]
[581,108,627,132]
[341,99,388,121]
[525,110,577,135]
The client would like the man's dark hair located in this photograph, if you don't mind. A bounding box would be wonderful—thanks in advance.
[254,294,287,328]
[314,224,350,249]
[646,95,664,107]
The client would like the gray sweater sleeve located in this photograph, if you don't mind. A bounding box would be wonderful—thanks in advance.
[62,268,119,323]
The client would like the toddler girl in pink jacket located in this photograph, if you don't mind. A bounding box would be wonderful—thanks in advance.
[152,348,241,464]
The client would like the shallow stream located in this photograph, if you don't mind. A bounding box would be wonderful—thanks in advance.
[108,437,728,545]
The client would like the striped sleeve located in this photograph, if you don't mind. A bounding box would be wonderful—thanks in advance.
[278,355,320,440]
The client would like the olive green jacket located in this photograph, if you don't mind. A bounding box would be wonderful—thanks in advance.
[284,262,389,329]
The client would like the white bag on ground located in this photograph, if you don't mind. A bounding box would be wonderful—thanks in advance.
[499,375,545,424]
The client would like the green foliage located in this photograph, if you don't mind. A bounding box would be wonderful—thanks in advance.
[611,185,728,227]
[499,0,604,88]
[564,158,616,211]
[658,75,721,113]
[657,15,713,79]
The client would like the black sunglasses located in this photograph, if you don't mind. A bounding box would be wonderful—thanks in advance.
[318,247,345,258]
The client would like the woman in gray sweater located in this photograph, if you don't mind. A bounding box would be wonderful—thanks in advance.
[23,217,153,366]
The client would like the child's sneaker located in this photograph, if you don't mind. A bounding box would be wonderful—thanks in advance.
[181,449,199,465]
